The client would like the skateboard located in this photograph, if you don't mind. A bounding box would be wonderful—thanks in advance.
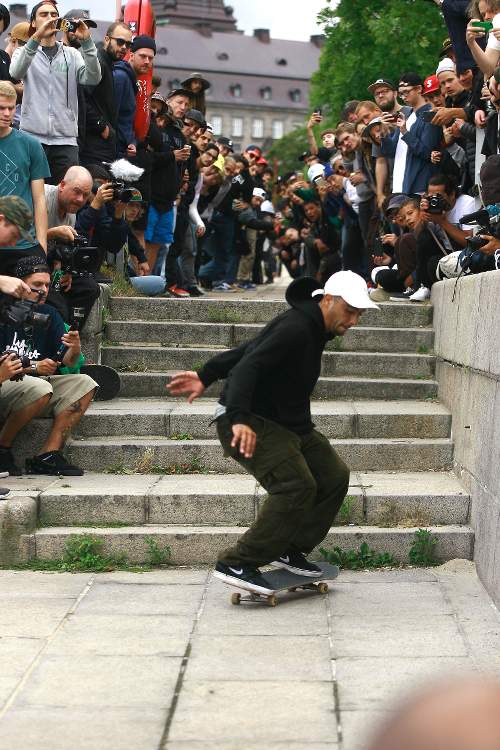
[227,562,340,607]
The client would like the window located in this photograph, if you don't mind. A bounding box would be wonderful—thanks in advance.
[169,78,181,90]
[232,117,243,137]
[157,47,168,55]
[252,118,264,139]
[272,120,284,140]
[276,58,288,66]
[230,84,242,98]
[290,89,302,103]
[260,86,272,101]
[217,52,229,60]
[211,116,222,135]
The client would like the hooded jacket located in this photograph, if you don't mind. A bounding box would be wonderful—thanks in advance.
[197,277,333,433]
[10,37,101,143]
[113,60,137,155]
[80,46,118,163]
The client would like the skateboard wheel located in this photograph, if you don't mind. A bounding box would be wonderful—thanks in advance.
[231,592,241,605]
[317,582,329,594]
[267,595,277,607]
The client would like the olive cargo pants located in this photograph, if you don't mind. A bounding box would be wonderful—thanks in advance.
[216,414,350,568]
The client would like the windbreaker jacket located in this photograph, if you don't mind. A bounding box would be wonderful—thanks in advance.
[10,37,101,141]
[113,60,137,155]
[198,278,333,433]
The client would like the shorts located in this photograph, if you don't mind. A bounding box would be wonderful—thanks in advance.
[145,205,175,245]
[0,374,98,419]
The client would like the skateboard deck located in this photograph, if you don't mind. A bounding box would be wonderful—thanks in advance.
[124,0,156,141]
[227,562,340,607]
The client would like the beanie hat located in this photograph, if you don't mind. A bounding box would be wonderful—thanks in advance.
[16,255,50,279]
[130,34,156,54]
[436,57,456,76]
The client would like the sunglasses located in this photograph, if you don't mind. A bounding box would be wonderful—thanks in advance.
[110,37,132,48]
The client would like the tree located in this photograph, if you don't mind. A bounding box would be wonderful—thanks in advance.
[311,0,447,120]
[267,125,310,174]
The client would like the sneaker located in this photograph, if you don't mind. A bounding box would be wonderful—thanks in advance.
[26,451,84,477]
[243,282,257,290]
[187,286,204,297]
[369,287,390,302]
[0,446,22,476]
[212,282,236,293]
[167,285,190,298]
[270,551,322,577]
[0,487,10,499]
[214,561,275,594]
[390,288,414,302]
[409,285,431,302]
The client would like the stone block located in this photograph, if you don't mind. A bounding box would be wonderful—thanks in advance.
[0,496,37,565]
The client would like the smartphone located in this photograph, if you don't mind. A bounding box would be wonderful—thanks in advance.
[472,20,493,31]
[420,110,436,123]
[314,108,322,116]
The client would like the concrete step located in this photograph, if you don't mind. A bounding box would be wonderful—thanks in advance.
[28,523,473,565]
[116,372,438,401]
[71,399,450,439]
[27,471,468,528]
[66,436,454,473]
[106,320,434,354]
[109,297,433,328]
[101,345,436,380]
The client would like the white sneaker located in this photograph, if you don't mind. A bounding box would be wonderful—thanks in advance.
[409,286,431,302]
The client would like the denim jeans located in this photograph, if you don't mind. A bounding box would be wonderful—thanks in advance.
[199,212,235,284]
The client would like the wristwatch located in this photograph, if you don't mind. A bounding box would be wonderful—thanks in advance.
[31,363,38,376]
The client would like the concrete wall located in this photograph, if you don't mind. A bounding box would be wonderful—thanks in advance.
[432,270,500,604]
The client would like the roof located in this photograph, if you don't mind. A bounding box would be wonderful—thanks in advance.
[92,22,321,81]
[152,0,237,32]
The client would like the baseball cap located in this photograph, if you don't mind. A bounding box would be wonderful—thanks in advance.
[217,136,234,152]
[246,144,262,155]
[399,72,424,88]
[129,188,143,202]
[440,37,453,59]
[298,150,314,162]
[253,187,266,200]
[0,196,35,243]
[185,109,206,126]
[260,200,275,214]
[63,8,97,27]
[308,163,325,183]
[362,116,383,137]
[386,193,409,215]
[368,78,396,94]
[312,271,380,310]
[423,75,440,94]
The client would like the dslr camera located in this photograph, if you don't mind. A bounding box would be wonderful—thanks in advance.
[56,18,78,33]
[423,194,450,214]
[458,205,500,274]
[110,180,136,203]
[0,292,50,331]
[0,350,30,381]
[52,235,97,276]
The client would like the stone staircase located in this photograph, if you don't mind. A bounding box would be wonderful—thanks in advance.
[14,294,473,566]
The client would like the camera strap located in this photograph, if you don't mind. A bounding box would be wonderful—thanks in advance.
[428,225,450,256]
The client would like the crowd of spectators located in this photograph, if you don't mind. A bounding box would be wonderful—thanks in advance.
[1,0,500,476]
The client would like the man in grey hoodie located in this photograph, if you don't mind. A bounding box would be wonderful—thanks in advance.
[9,1,101,183]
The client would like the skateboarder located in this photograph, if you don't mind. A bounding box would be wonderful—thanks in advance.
[168,271,379,594]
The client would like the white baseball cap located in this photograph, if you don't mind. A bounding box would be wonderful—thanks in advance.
[253,187,266,199]
[261,200,275,214]
[307,163,325,183]
[312,271,380,310]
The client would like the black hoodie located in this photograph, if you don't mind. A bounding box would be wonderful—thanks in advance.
[198,277,333,434]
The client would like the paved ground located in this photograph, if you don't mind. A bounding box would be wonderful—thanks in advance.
[0,562,499,749]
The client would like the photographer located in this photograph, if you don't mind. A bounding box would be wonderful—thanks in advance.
[10,1,101,183]
[410,173,475,300]
[0,256,97,476]
[43,166,100,328]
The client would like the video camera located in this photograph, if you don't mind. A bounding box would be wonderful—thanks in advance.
[100,159,145,205]
[458,204,500,274]
[52,235,97,276]
[0,292,50,331]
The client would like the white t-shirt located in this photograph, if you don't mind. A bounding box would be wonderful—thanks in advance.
[446,193,476,230]
[487,14,500,51]
[392,111,417,193]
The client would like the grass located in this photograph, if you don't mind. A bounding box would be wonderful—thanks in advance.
[375,500,431,529]
[121,361,149,373]
[330,337,344,352]
[107,266,144,298]
[207,309,242,324]
[104,450,208,476]
[169,433,194,441]
[337,495,360,525]
[417,344,430,354]
[4,533,173,573]
[320,529,439,570]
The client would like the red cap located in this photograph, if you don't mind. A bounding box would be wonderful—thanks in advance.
[424,75,440,94]
[257,157,268,165]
